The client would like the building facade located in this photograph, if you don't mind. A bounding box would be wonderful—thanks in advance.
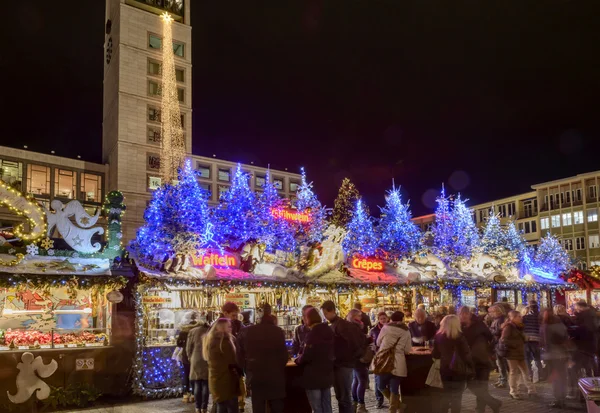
[412,171,600,269]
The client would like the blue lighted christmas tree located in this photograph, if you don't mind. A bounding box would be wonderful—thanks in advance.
[134,159,211,264]
[432,185,454,260]
[295,168,327,243]
[377,187,421,259]
[480,209,507,257]
[214,163,261,249]
[451,195,480,260]
[343,199,377,257]
[504,220,527,262]
[533,233,571,276]
[257,169,296,252]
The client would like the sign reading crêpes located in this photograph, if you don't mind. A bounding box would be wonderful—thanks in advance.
[350,257,384,272]
[191,252,239,268]
[270,208,311,223]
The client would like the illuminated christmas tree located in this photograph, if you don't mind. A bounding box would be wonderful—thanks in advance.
[534,233,571,276]
[480,209,506,257]
[377,187,421,259]
[504,220,527,261]
[432,185,454,260]
[332,178,361,229]
[257,169,296,252]
[214,164,261,249]
[451,195,479,259]
[295,168,327,243]
[343,199,377,257]
[134,159,210,264]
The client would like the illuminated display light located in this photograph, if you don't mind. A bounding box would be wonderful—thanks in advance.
[0,180,46,241]
[351,257,384,272]
[270,208,311,223]
[191,252,239,268]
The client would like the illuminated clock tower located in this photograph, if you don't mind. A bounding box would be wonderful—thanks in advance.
[102,0,192,241]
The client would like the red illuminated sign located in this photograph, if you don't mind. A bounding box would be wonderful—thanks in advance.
[351,257,384,272]
[191,253,239,268]
[270,208,311,223]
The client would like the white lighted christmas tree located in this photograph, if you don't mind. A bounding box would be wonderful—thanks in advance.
[159,12,186,183]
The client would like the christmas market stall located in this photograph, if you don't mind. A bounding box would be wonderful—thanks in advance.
[562,266,600,312]
[0,182,130,410]
[128,162,574,399]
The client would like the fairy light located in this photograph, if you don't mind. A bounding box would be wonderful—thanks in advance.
[0,180,46,241]
[159,12,186,184]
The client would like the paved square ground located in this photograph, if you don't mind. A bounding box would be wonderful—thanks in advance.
[64,374,585,413]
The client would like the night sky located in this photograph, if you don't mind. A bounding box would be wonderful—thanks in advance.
[2,0,599,215]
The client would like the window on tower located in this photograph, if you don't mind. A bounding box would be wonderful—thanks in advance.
[148,34,185,57]
[54,169,75,199]
[81,173,102,203]
[26,164,50,196]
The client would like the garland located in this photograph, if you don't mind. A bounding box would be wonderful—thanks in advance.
[0,273,127,294]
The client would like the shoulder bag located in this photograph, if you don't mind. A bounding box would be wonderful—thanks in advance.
[372,336,402,375]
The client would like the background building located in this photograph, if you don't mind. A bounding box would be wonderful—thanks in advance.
[413,170,600,269]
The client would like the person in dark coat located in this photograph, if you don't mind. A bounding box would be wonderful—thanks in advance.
[408,308,436,346]
[488,304,508,388]
[501,310,536,399]
[292,305,314,356]
[296,307,335,413]
[522,302,544,381]
[459,307,501,413]
[354,303,372,334]
[572,301,598,377]
[177,313,199,403]
[369,312,389,409]
[553,305,574,328]
[221,302,245,411]
[541,309,569,409]
[321,300,366,413]
[236,304,288,413]
[187,322,211,413]
[432,315,474,413]
[203,318,240,413]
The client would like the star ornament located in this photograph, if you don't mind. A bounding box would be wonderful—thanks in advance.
[161,12,174,24]
[80,216,90,225]
[72,235,83,246]
[40,238,54,250]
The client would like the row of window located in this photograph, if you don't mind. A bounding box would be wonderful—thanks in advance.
[540,209,598,229]
[544,185,598,208]
[148,34,185,58]
[0,159,102,203]
[561,236,599,251]
[195,162,299,192]
[148,59,185,83]
[518,220,538,234]
[148,80,185,103]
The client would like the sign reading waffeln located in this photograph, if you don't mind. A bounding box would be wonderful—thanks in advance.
[350,257,384,272]
[191,252,239,268]
[271,208,311,223]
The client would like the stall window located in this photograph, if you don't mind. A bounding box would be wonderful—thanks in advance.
[218,169,230,182]
[26,164,50,196]
[273,177,283,190]
[54,169,75,199]
[81,173,102,203]
[196,163,211,179]
[0,159,23,190]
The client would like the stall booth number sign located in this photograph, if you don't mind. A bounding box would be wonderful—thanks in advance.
[225,293,255,309]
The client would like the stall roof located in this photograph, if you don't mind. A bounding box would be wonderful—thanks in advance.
[0,254,113,276]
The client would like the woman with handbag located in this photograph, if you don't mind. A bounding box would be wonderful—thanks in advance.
[347,309,371,413]
[204,318,241,413]
[432,315,473,413]
[500,310,536,399]
[375,311,412,413]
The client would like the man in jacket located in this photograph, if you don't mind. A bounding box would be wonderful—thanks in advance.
[237,304,289,413]
[460,307,502,413]
[222,302,246,411]
[321,300,365,413]
[522,302,544,382]
[187,322,211,413]
[408,308,436,346]
[292,305,314,356]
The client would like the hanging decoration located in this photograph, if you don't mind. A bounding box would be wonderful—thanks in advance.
[0,181,46,241]
[45,200,104,254]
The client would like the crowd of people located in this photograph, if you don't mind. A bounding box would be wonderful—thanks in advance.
[174,298,599,413]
